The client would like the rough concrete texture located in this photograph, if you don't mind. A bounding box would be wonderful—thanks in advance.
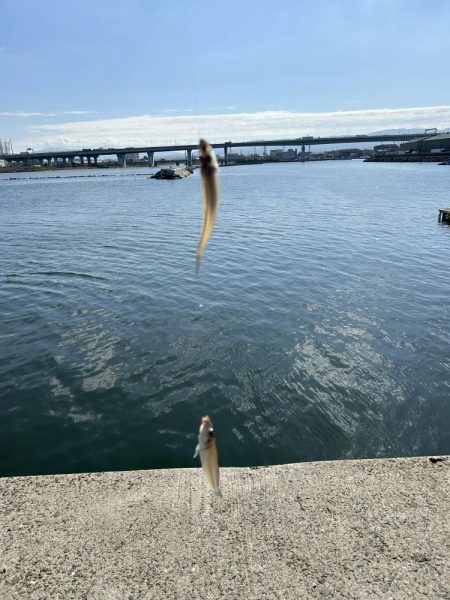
[1,456,449,600]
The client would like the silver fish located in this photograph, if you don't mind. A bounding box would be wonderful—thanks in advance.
[196,139,220,267]
[194,415,222,496]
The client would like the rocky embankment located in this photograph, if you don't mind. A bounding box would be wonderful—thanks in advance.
[150,166,194,179]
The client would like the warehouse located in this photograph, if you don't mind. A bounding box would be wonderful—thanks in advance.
[400,132,450,153]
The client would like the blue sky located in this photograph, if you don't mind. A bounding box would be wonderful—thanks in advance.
[1,0,449,150]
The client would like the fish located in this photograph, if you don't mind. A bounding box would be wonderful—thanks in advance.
[194,415,222,497]
[196,139,220,267]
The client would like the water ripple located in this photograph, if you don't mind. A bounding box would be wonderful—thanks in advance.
[1,161,449,476]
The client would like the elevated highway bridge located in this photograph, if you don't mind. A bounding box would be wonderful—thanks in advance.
[0,133,426,167]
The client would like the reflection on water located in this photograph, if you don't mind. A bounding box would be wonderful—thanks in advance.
[0,162,449,476]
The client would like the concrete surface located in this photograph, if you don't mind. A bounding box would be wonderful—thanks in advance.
[1,456,449,599]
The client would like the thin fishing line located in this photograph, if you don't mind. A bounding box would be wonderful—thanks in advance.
[193,89,208,419]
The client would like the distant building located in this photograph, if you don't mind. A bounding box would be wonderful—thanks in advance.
[0,139,7,166]
[1,139,13,154]
[126,152,140,162]
[400,133,450,153]
[270,148,298,160]
[374,144,398,153]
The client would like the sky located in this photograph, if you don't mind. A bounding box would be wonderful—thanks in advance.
[1,0,449,152]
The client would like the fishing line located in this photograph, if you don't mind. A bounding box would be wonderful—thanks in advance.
[193,90,201,142]
[192,89,208,418]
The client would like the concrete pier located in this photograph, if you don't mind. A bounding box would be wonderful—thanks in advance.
[0,456,448,599]
[438,208,450,223]
[117,153,127,168]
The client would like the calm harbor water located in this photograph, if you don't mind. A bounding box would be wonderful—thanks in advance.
[0,161,449,477]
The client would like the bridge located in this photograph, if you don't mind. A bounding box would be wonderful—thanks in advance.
[0,133,426,168]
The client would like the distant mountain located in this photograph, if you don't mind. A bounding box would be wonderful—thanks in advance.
[369,128,445,136]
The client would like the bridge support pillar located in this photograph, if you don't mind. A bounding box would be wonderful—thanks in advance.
[117,153,127,168]
[224,145,228,165]
[147,151,154,167]
[300,144,306,162]
[93,156,98,167]
[186,149,192,167]
[53,157,59,167]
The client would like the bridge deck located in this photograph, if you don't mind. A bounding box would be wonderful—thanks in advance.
[0,133,427,161]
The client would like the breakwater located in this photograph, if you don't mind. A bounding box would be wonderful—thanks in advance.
[0,172,152,181]
[365,153,450,163]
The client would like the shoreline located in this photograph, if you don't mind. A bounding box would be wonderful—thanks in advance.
[1,156,447,178]
[1,455,448,598]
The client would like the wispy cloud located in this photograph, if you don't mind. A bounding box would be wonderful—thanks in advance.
[22,105,450,151]
[1,110,97,117]
[1,111,59,117]
[63,110,98,115]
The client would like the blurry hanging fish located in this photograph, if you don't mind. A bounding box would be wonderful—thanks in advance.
[196,139,220,268]
[194,415,222,497]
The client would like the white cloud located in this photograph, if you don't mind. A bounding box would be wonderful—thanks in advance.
[1,111,59,117]
[1,110,97,118]
[63,110,98,115]
[20,105,450,151]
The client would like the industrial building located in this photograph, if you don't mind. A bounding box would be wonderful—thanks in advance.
[400,133,450,153]
[269,148,299,160]
[374,143,399,154]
